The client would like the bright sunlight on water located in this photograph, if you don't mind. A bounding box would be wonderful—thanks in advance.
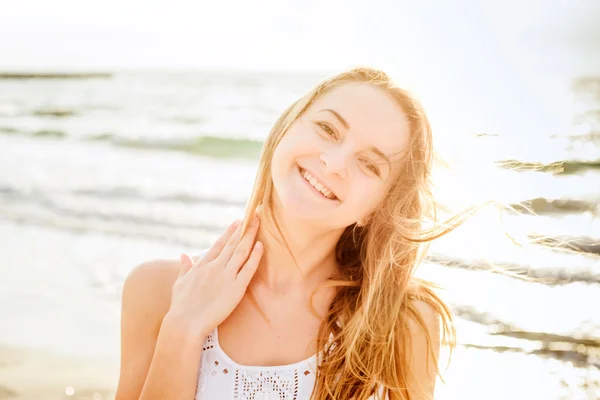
[0,0,599,399]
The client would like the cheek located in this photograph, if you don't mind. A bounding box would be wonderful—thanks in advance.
[270,134,311,183]
[271,134,297,171]
[273,130,301,160]
[274,139,321,176]
[283,122,323,152]
[346,178,387,213]
[271,142,285,167]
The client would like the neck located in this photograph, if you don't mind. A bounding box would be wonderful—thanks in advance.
[252,202,343,293]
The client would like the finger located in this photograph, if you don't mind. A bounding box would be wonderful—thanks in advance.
[225,215,261,273]
[213,217,249,267]
[178,253,194,279]
[235,241,263,288]
[202,220,242,265]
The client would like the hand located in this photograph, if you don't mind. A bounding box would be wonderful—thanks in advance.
[167,216,263,336]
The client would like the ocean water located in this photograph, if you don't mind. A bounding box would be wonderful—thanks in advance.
[0,70,598,399]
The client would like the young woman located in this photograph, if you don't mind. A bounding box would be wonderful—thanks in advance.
[115,67,461,400]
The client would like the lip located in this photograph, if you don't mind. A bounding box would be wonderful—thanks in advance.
[297,165,341,202]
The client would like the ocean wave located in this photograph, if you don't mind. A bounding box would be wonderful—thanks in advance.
[164,115,206,125]
[529,234,600,256]
[0,185,247,209]
[454,305,600,368]
[32,109,77,118]
[0,72,113,79]
[0,193,224,250]
[0,127,263,159]
[427,254,600,285]
[461,343,596,369]
[0,103,79,118]
[0,186,245,250]
[496,159,600,175]
[0,127,68,138]
[70,187,247,207]
[0,126,19,134]
[107,135,263,159]
[511,198,599,216]
[32,130,67,138]
[0,211,214,250]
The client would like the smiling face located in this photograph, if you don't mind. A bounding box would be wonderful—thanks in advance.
[270,83,411,229]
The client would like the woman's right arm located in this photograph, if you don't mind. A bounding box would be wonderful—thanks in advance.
[115,216,263,400]
[114,259,209,400]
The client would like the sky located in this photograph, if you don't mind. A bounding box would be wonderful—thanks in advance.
[1,0,596,140]
[0,0,598,77]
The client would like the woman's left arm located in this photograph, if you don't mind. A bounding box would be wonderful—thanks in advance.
[406,300,442,400]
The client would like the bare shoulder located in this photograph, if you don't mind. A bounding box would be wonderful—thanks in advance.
[125,258,181,283]
[404,300,442,399]
[122,252,208,319]
[124,258,181,296]
[407,300,440,338]
[122,258,181,322]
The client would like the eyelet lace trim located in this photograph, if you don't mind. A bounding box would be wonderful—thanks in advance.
[196,330,316,400]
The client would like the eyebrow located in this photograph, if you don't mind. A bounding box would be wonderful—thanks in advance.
[321,108,349,130]
[320,108,393,169]
[369,147,392,168]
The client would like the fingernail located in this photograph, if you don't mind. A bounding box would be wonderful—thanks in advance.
[180,253,190,266]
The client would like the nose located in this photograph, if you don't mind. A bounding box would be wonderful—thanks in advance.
[320,150,348,179]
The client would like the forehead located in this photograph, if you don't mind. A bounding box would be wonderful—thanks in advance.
[308,83,410,160]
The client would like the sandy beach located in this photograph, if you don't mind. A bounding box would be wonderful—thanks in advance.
[0,344,117,400]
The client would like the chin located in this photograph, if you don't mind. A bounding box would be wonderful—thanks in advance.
[275,188,324,219]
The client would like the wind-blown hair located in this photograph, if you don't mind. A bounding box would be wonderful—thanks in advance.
[242,67,479,399]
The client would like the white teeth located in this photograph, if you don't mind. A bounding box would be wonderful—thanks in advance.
[301,169,336,200]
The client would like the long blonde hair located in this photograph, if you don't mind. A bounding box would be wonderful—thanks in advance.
[242,67,478,399]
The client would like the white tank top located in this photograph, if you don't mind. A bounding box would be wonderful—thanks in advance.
[192,248,387,399]
[194,326,387,400]
[194,326,321,400]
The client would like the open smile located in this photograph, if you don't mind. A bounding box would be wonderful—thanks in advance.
[297,165,340,202]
